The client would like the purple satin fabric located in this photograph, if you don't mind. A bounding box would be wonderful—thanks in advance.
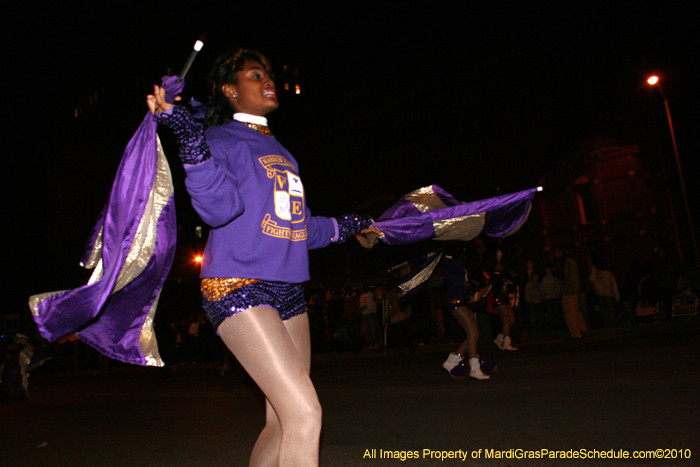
[378,185,461,220]
[78,197,177,364]
[374,186,539,246]
[162,75,186,104]
[32,107,177,366]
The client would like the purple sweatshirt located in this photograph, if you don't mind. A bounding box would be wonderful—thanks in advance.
[184,120,336,283]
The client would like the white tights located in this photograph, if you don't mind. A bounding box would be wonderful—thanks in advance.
[217,307,321,467]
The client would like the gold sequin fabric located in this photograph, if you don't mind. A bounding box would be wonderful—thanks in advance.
[201,278,260,301]
[240,122,272,137]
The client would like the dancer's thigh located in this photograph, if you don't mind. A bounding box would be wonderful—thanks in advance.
[217,306,316,416]
[282,313,311,373]
[452,306,476,328]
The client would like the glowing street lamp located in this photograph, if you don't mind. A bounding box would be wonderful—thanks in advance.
[647,75,699,266]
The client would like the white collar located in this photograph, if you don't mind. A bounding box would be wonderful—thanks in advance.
[233,113,268,126]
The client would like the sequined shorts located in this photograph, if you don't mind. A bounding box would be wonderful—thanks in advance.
[446,298,477,312]
[202,279,307,332]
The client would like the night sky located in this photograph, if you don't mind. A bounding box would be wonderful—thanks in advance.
[5,1,698,313]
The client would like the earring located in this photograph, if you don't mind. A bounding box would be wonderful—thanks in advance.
[232,94,237,98]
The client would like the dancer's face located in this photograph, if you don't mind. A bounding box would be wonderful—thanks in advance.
[225,60,278,116]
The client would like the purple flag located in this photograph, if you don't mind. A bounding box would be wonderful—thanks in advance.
[29,97,179,366]
[359,185,540,248]
[391,252,444,299]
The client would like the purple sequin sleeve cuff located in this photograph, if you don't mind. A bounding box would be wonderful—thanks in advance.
[333,214,373,243]
[153,106,212,165]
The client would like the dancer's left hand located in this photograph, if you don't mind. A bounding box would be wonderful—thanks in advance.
[360,225,383,236]
[147,85,181,115]
[355,225,383,249]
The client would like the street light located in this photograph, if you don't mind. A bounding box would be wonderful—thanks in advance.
[647,75,699,266]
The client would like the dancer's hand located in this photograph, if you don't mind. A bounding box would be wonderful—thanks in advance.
[147,85,181,114]
[360,225,382,236]
[355,225,383,249]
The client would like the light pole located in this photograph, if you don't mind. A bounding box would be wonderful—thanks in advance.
[647,75,699,266]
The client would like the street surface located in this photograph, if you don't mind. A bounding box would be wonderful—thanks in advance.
[3,322,699,467]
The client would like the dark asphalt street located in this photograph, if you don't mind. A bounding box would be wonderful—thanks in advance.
[3,322,699,467]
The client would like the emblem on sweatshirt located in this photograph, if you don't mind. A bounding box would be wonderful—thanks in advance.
[259,155,308,241]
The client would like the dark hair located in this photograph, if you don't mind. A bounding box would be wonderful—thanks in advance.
[206,47,274,127]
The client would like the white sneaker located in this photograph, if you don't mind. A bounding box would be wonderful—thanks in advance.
[443,353,466,379]
[502,336,518,351]
[442,352,462,372]
[469,357,490,380]
[494,334,504,350]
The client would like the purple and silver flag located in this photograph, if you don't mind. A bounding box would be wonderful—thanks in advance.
[392,252,443,299]
[382,186,540,298]
[28,78,183,367]
[360,185,540,248]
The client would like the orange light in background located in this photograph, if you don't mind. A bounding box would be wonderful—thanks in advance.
[647,75,659,85]
[194,256,203,263]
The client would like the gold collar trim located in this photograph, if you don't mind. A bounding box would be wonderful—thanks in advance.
[239,122,272,137]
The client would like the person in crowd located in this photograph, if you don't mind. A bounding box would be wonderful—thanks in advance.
[652,246,678,320]
[344,288,363,351]
[541,263,564,332]
[387,287,414,357]
[410,288,434,346]
[555,247,587,339]
[359,286,380,349]
[324,288,346,353]
[588,257,620,328]
[524,259,536,282]
[525,271,545,334]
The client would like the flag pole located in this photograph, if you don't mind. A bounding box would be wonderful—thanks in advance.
[179,38,205,81]
[164,36,206,104]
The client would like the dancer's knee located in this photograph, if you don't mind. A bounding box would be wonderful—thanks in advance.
[288,397,322,436]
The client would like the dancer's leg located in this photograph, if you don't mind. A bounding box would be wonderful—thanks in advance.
[496,304,518,350]
[247,313,312,467]
[251,398,282,467]
[497,304,513,336]
[283,312,312,370]
[451,306,489,379]
[452,307,478,359]
[218,308,321,467]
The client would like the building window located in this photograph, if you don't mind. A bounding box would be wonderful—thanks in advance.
[295,84,301,94]
[284,82,289,91]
